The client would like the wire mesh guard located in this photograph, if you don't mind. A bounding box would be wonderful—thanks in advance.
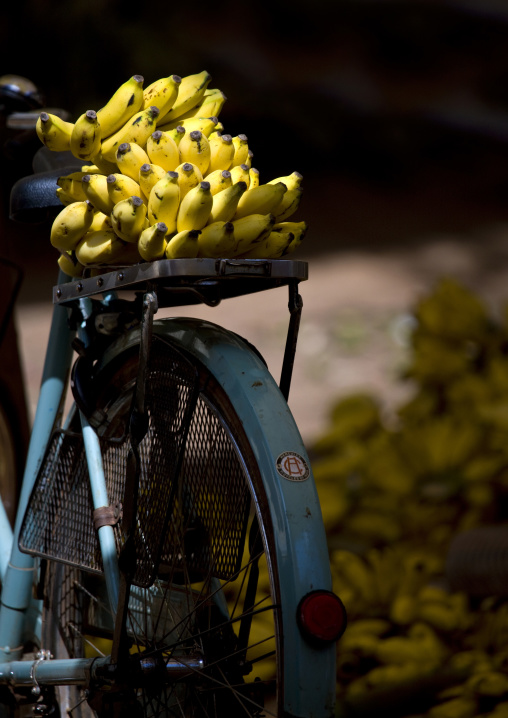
[19,339,251,587]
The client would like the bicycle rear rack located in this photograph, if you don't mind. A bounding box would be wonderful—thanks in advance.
[52,258,308,307]
[53,258,307,400]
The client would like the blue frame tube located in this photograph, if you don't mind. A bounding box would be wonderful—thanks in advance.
[0,271,75,661]
[80,412,120,615]
[0,657,98,686]
[75,296,120,614]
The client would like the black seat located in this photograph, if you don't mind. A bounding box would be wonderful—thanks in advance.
[9,147,82,224]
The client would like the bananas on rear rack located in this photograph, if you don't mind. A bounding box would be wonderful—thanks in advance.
[37,71,307,276]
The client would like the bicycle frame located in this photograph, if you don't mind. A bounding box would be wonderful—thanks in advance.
[0,264,337,717]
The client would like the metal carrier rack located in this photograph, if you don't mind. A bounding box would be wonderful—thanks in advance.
[53,257,308,307]
[53,257,308,401]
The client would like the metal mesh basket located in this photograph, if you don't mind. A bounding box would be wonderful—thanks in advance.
[161,392,251,581]
[20,338,251,587]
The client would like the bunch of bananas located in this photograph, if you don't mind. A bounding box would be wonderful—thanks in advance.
[308,278,508,717]
[37,71,307,276]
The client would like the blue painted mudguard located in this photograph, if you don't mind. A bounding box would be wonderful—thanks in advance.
[101,315,337,718]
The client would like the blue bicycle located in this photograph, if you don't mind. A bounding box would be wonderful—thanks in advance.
[0,85,345,718]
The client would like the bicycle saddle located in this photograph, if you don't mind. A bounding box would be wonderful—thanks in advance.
[9,146,82,224]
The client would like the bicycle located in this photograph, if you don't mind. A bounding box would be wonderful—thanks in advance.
[0,87,346,718]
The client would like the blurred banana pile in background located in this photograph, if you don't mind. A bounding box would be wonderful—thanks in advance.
[312,278,508,716]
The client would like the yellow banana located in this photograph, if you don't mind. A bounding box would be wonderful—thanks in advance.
[36,112,74,152]
[466,672,508,698]
[208,120,224,138]
[166,124,186,146]
[208,180,247,224]
[160,70,212,123]
[339,632,380,657]
[145,130,180,172]
[416,602,462,632]
[57,171,88,201]
[138,221,168,261]
[110,196,148,243]
[284,233,305,257]
[271,186,303,222]
[274,220,307,245]
[239,228,294,259]
[245,149,254,169]
[176,180,213,232]
[249,167,260,188]
[375,635,432,666]
[96,74,145,139]
[178,130,211,175]
[56,187,75,206]
[142,74,181,119]
[57,250,85,278]
[207,133,234,174]
[174,162,203,199]
[233,182,287,220]
[230,163,250,186]
[50,200,95,251]
[389,594,418,626]
[230,213,276,255]
[147,171,180,232]
[199,89,227,118]
[115,142,150,181]
[157,115,218,137]
[70,110,102,161]
[165,228,201,258]
[204,169,232,195]
[82,173,114,215]
[268,171,303,191]
[177,88,227,121]
[89,150,119,176]
[197,221,236,258]
[75,228,135,266]
[106,173,146,207]
[100,105,160,162]
[331,550,375,604]
[89,210,113,232]
[138,162,167,198]
[231,134,250,167]
[81,164,102,174]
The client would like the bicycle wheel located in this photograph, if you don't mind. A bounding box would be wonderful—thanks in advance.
[42,316,340,717]
[43,334,283,717]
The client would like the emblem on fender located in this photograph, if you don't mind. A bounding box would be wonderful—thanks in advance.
[276,451,310,481]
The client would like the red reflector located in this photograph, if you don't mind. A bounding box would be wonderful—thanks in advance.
[297,590,347,644]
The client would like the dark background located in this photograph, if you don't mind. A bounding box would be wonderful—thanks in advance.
[2,0,508,268]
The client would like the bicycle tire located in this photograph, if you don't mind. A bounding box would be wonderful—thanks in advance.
[43,317,336,718]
